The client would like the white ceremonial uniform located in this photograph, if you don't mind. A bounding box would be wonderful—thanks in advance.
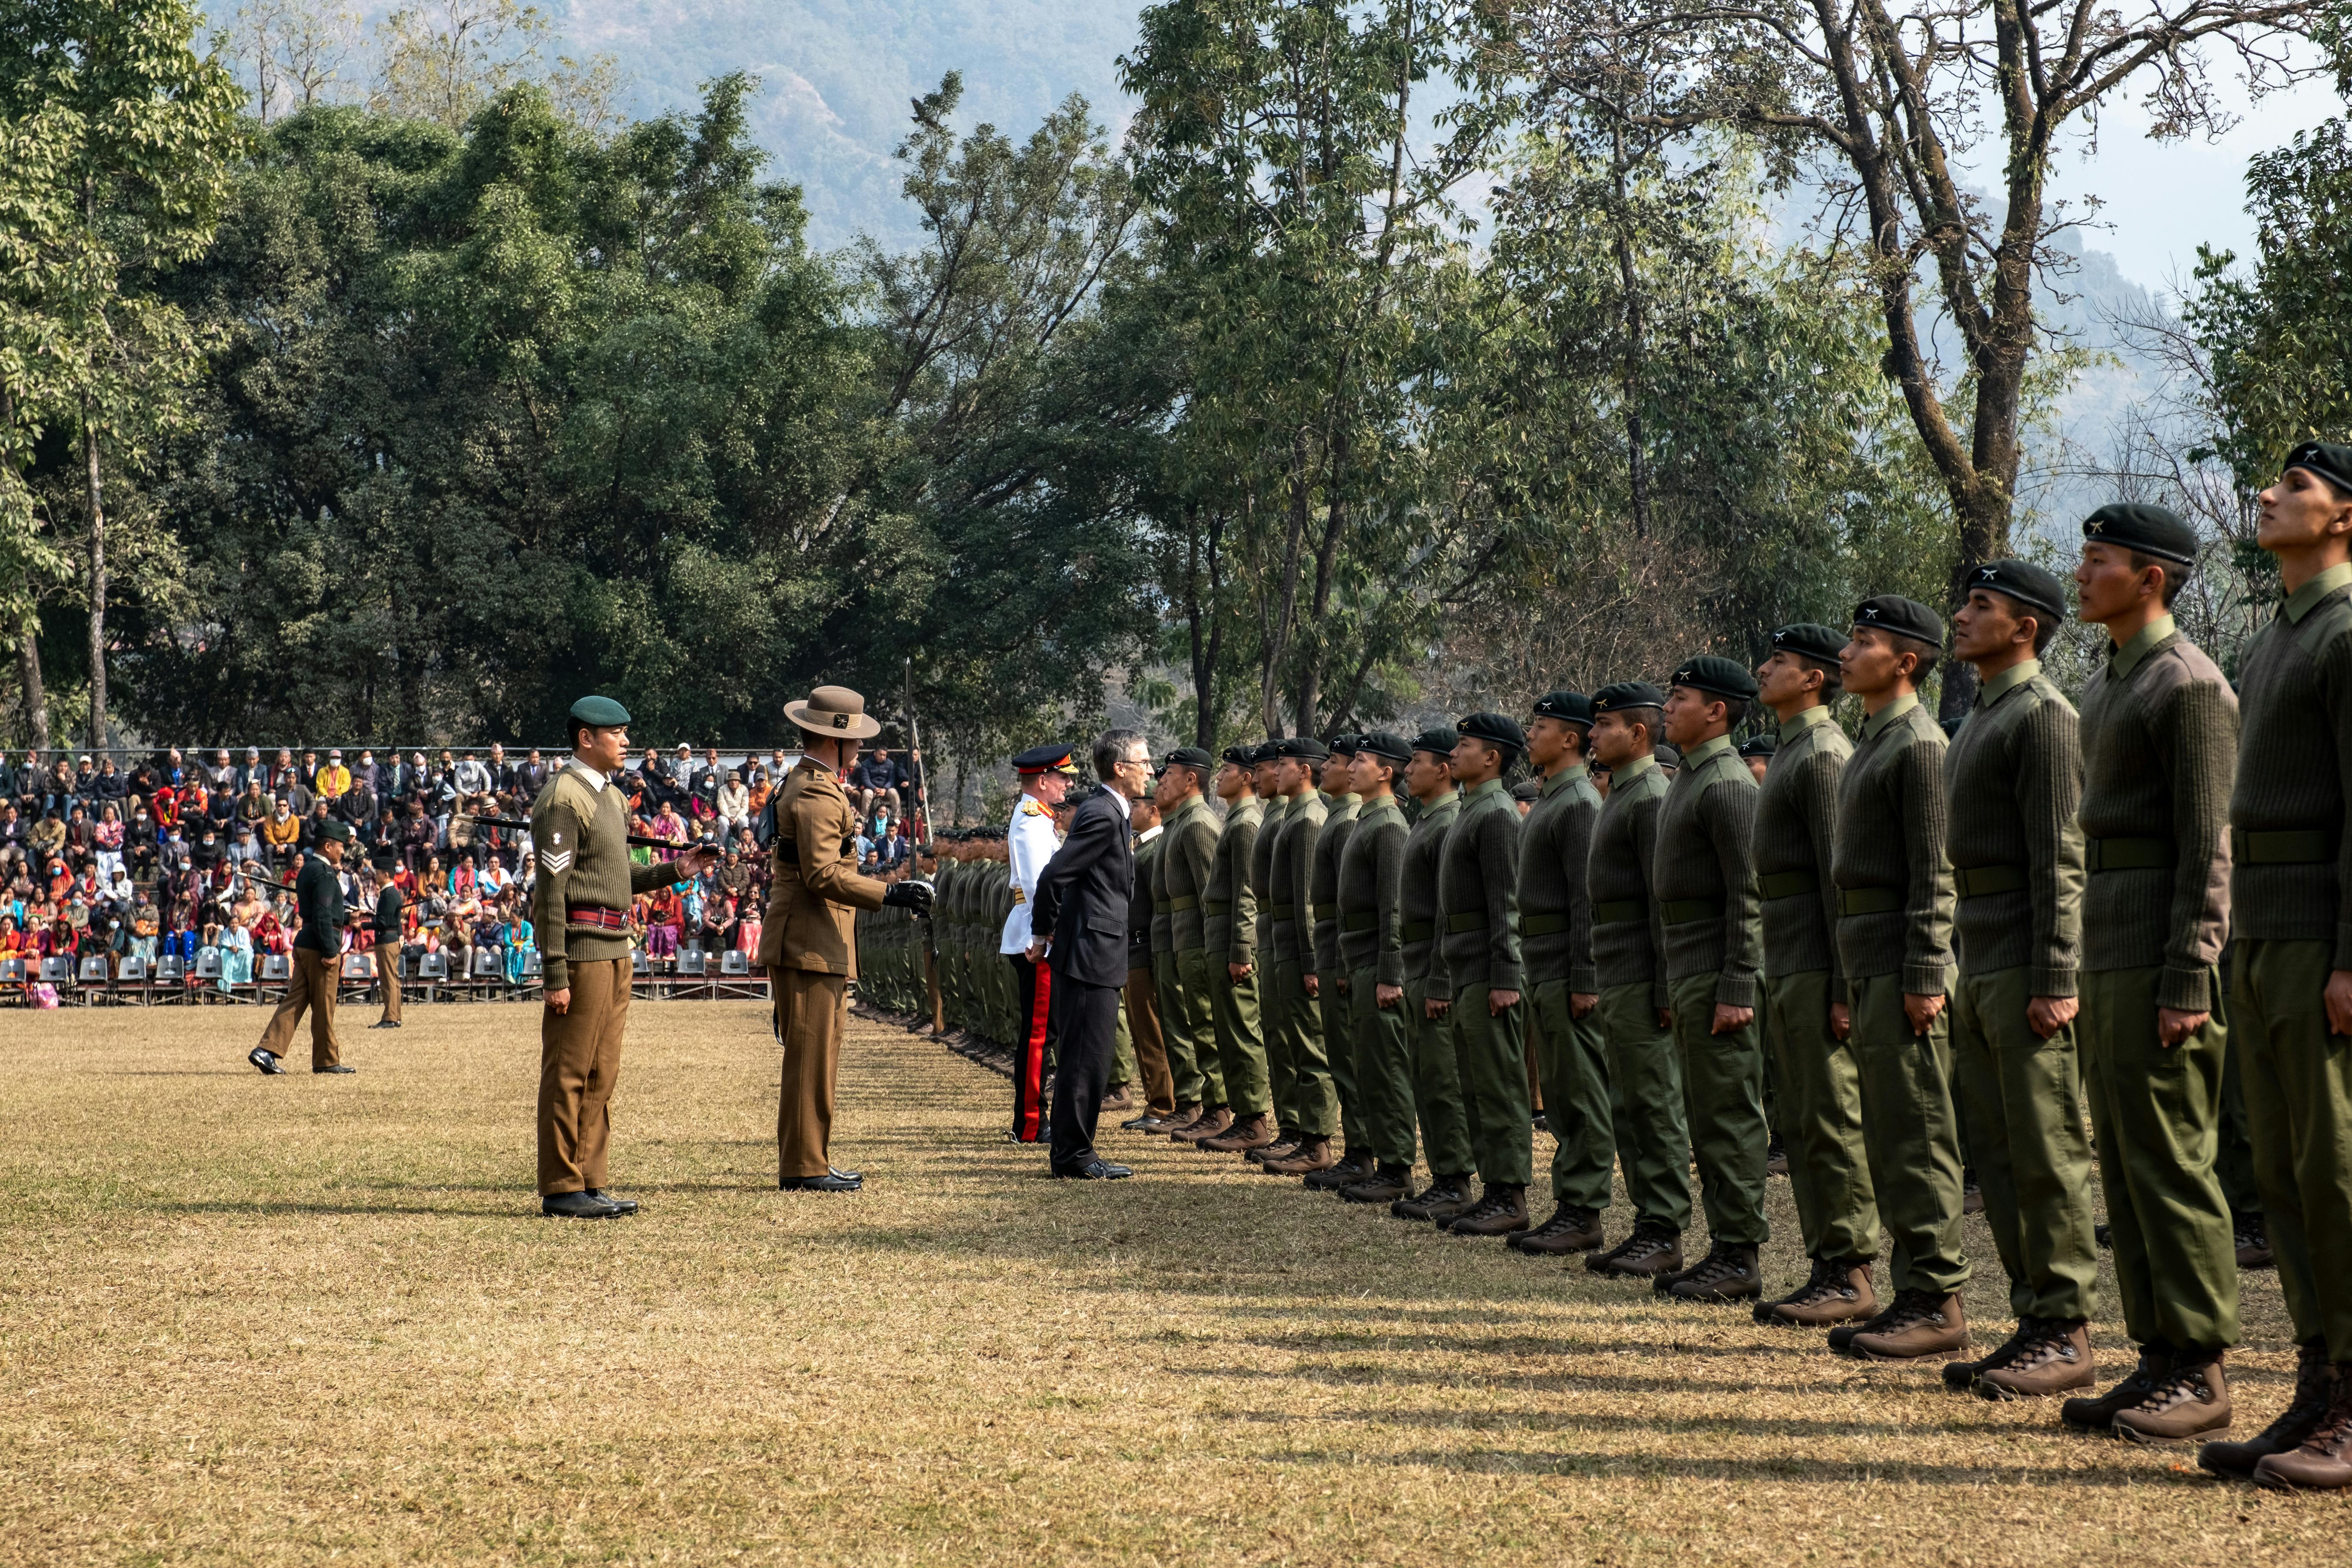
[998,795,1063,955]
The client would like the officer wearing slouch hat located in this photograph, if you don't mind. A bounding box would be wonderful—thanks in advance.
[531,694,717,1218]
[761,686,934,1194]
[1001,742,1081,1143]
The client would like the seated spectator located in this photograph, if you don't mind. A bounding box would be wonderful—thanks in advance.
[452,750,492,798]
[850,746,907,823]
[28,808,65,866]
[227,824,263,868]
[649,799,687,860]
[262,799,301,865]
[298,798,335,850]
[191,825,225,873]
[63,804,93,870]
[313,749,349,800]
[690,746,724,816]
[499,908,535,983]
[644,885,682,959]
[233,746,265,797]
[717,770,750,834]
[218,918,253,990]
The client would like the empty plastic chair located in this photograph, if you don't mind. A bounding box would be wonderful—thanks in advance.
[720,950,751,975]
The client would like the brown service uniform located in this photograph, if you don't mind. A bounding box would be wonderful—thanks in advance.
[757,759,890,1179]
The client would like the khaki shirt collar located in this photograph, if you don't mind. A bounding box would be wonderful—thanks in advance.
[1466,777,1506,804]
[1613,752,1658,785]
[1680,733,1734,770]
[1862,691,1919,741]
[1976,658,2041,708]
[1777,705,1832,745]
[1135,823,1162,846]
[2285,562,2352,624]
[563,758,609,793]
[1540,764,1581,798]
[2109,615,2177,680]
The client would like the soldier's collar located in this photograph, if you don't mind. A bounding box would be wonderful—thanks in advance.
[1135,823,1163,845]
[562,758,609,792]
[2284,561,2352,624]
[1679,733,1735,770]
[1975,658,2041,708]
[1861,691,1918,740]
[1612,752,1657,784]
[2108,614,2177,679]
[1777,705,1832,744]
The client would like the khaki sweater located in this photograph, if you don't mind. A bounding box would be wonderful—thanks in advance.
[531,762,687,990]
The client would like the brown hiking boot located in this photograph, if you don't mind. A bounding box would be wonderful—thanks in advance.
[1262,1134,1337,1175]
[1765,1141,1789,1177]
[2203,1341,2334,1479]
[1339,1161,1414,1205]
[2113,1352,2231,1444]
[1199,1111,1274,1153]
[2253,1363,2352,1491]
[1171,1105,1234,1143]
[1665,1242,1761,1303]
[2233,1212,2275,1270]
[1390,1175,1476,1223]
[2063,1346,2174,1432]
[1303,1148,1375,1190]
[1843,1289,1968,1361]
[1099,1085,1137,1114]
[1588,1222,1683,1279]
[1446,1183,1530,1236]
[1509,1204,1604,1255]
[1975,1318,2096,1401]
[1760,1257,1877,1328]
[1161,1103,1207,1138]
[1245,1129,1304,1165]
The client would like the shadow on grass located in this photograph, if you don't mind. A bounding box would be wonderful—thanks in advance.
[1265,1445,2195,1487]
[156,1200,523,1218]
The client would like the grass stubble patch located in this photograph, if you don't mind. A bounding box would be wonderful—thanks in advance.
[0,1000,2336,1566]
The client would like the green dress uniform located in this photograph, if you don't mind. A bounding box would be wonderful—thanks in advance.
[1337,787,1412,1177]
[2078,611,2240,1356]
[1653,729,1770,1254]
[1756,703,1877,1267]
[2230,558,2352,1367]
[531,756,694,1198]
[1400,787,1472,1181]
[1205,793,1270,1120]
[1311,788,1363,1150]
[1158,791,1224,1117]
[1587,751,1686,1239]
[1832,690,1969,1299]
[1942,652,2098,1326]
[1518,760,1613,1218]
[1268,787,1338,1140]
[1433,775,1532,1194]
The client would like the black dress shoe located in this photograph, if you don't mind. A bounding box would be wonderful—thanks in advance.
[779,1172,862,1193]
[542,1190,623,1218]
[585,1188,639,1214]
[313,1064,357,1074]
[1052,1160,1132,1180]
[828,1166,861,1183]
[248,1047,284,1075]
[370,1020,402,1030]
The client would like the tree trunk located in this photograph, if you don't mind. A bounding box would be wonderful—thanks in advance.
[18,605,48,754]
[1611,127,1652,540]
[83,410,108,753]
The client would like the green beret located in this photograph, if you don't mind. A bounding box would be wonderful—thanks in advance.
[2285,441,2352,498]
[1531,689,1593,726]
[1739,734,1779,759]
[569,694,632,729]
[1356,730,1413,764]
[1510,780,1542,802]
[315,819,353,844]
[1277,735,1331,762]
[1248,741,1284,766]
[1457,712,1526,751]
[1220,743,1256,767]
[1592,681,1665,713]
[1670,655,1759,701]
[1964,558,2069,620]
[2084,502,2198,565]
[1411,726,1458,758]
[1328,733,1360,757]
[1854,595,1944,645]
[1769,624,1846,664]
[1156,746,1214,774]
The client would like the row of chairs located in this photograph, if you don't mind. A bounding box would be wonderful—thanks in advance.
[4,945,770,1005]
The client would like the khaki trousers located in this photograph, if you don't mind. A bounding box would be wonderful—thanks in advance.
[257,947,342,1069]
[1126,962,1176,1115]
[777,968,851,1180]
[538,958,629,1195]
[374,939,403,1023]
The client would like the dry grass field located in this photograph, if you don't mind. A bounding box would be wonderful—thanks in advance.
[0,999,2338,1566]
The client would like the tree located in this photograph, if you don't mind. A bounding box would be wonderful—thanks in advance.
[0,0,245,751]
[1521,0,2326,719]
[371,0,625,135]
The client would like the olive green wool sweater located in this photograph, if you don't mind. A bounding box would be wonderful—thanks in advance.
[1652,733,1763,1007]
[1337,795,1409,986]
[1434,777,1524,998]
[1588,753,1671,1005]
[1753,706,1849,983]
[1401,792,1460,988]
[1518,765,1603,993]
[1832,694,1954,995]
[1940,660,2084,996]
[2230,563,2352,968]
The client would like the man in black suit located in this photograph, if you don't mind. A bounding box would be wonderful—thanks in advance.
[1029,728,1153,1180]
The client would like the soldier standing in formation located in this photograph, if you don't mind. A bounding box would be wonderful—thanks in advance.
[1263,738,1339,1172]
[1391,729,1473,1222]
[1148,747,1223,1136]
[1113,795,1173,1122]
[1305,739,1366,1187]
[1334,731,1413,1203]
[1189,745,1269,1151]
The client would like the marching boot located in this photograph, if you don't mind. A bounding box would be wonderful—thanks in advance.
[2112,1351,2231,1444]
[1509,1204,1604,1255]
[1303,1148,1375,1191]
[1587,1222,1683,1279]
[2203,1341,2334,1478]
[2063,1345,2175,1432]
[1842,1290,1968,1361]
[1391,1174,1476,1224]
[1172,1105,1235,1144]
[1158,1102,1205,1136]
[1759,1257,1877,1328]
[1262,1133,1338,1175]
[1338,1161,1414,1205]
[1446,1183,1530,1236]
[1973,1319,2096,1401]
[1246,1128,1305,1165]
[2253,1363,2352,1491]
[1664,1242,1761,1303]
[1199,1111,1274,1153]
[2233,1212,2275,1270]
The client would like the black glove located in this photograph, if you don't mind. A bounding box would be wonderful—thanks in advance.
[882,880,934,916]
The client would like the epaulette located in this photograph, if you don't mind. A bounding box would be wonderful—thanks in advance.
[1019,800,1047,818]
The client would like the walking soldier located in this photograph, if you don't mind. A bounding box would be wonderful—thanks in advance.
[249,818,356,1076]
[531,696,715,1218]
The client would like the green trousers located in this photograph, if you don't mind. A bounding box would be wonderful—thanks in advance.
[1209,955,1271,1117]
[2218,1001,2263,1218]
[1667,971,1770,1247]
[1112,991,1135,1086]
[2230,940,2352,1358]
[1321,971,1359,1148]
[1529,978,1616,1212]
[1406,980,1474,1177]
[1445,983,1534,1187]
[1269,957,1339,1137]
[1349,967,1417,1168]
[1950,964,2099,1321]
[1766,969,1878,1262]
[1848,972,1970,1295]
[2080,964,2239,1351]
[1174,948,1226,1108]
[1599,981,1690,1233]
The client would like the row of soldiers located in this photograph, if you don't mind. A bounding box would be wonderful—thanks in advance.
[861,459,2352,1492]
